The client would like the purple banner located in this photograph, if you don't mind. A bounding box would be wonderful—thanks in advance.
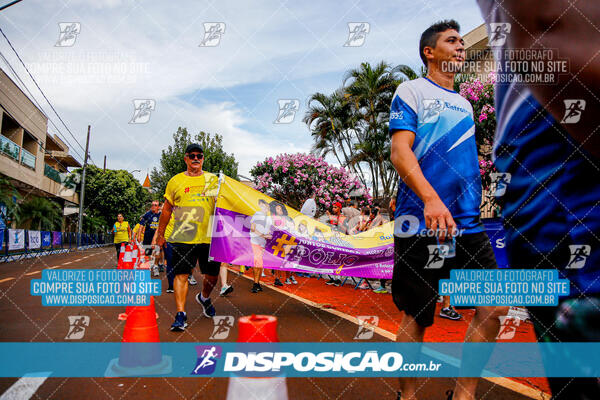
[209,207,393,279]
[52,231,62,246]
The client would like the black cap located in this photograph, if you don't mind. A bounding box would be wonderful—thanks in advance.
[185,143,203,154]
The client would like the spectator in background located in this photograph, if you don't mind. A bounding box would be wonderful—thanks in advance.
[326,202,348,234]
[351,206,372,234]
[113,213,131,260]
[300,191,317,218]
[374,199,396,294]
[342,200,361,232]
[367,207,384,229]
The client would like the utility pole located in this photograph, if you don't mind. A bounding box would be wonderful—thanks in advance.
[103,155,106,171]
[77,125,90,246]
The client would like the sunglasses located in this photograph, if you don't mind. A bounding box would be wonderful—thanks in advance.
[187,153,204,160]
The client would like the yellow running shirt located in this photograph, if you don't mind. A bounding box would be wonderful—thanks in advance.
[132,223,141,239]
[164,172,219,244]
[113,221,130,243]
[164,216,174,241]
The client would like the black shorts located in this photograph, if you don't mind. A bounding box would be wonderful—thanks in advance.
[170,243,220,276]
[392,231,497,328]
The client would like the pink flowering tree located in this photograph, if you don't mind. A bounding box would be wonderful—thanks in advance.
[459,73,497,190]
[250,153,372,215]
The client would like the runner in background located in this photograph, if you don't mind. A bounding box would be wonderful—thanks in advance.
[139,200,161,276]
[389,20,505,400]
[153,214,175,293]
[250,199,272,293]
[476,2,600,398]
[113,213,131,260]
[219,263,233,296]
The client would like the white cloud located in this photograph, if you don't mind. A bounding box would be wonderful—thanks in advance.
[0,0,484,182]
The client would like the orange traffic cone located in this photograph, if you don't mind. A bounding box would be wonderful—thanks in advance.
[130,246,139,268]
[105,297,171,376]
[117,243,126,269]
[122,244,133,269]
[226,315,288,400]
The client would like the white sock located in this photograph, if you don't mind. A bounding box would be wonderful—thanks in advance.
[200,294,209,302]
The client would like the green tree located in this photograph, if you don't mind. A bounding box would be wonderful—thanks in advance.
[17,196,62,230]
[0,173,20,227]
[342,61,402,201]
[150,127,238,198]
[72,165,151,228]
[83,214,107,233]
[305,61,423,204]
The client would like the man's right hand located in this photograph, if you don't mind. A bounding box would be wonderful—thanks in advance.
[423,196,456,241]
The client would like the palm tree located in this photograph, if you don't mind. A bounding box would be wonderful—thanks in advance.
[18,196,62,231]
[343,61,405,200]
[303,90,368,188]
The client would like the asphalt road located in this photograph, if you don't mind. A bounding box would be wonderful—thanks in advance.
[0,247,533,400]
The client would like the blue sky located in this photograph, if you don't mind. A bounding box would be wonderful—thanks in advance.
[0,0,485,178]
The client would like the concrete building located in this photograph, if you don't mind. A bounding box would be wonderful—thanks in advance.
[0,67,81,229]
[462,23,496,81]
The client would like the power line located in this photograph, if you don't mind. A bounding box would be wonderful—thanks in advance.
[0,50,85,163]
[0,0,23,12]
[0,26,93,166]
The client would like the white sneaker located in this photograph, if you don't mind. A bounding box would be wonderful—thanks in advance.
[284,278,292,285]
[290,276,298,284]
[188,275,197,285]
[152,265,159,277]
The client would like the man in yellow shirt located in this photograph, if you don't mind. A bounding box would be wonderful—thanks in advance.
[156,143,220,332]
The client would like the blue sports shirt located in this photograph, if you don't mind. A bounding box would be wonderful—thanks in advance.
[478,0,600,295]
[389,77,483,236]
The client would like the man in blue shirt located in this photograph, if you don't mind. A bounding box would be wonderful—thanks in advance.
[389,20,506,400]
[139,200,162,275]
[476,2,600,398]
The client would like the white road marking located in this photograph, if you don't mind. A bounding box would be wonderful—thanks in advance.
[232,269,549,400]
[0,372,51,400]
